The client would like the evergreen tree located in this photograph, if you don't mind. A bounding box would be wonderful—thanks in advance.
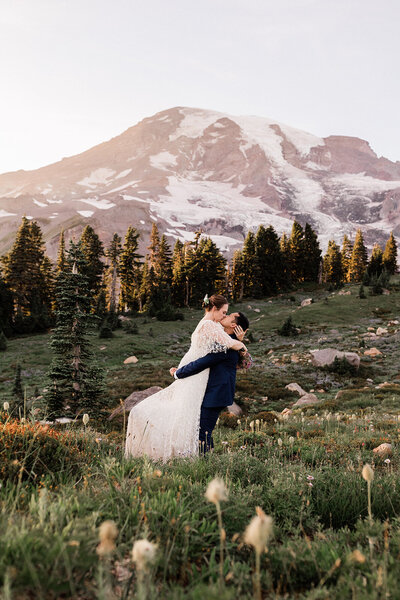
[254,225,285,296]
[341,235,353,282]
[0,269,13,336]
[279,232,291,288]
[105,233,122,315]
[158,235,173,285]
[0,330,7,351]
[148,223,161,275]
[303,223,321,282]
[79,225,105,301]
[348,229,368,282]
[2,217,53,332]
[382,232,398,275]
[56,229,68,275]
[12,364,23,403]
[241,231,257,297]
[288,221,305,283]
[171,239,186,306]
[119,227,142,311]
[323,240,343,285]
[367,243,384,280]
[46,241,106,418]
[230,249,245,301]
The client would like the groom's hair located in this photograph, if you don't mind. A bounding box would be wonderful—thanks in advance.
[235,312,249,331]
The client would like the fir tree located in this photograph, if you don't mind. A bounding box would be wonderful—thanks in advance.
[105,233,122,318]
[79,225,105,301]
[119,227,142,311]
[254,226,285,296]
[341,235,353,282]
[348,229,368,282]
[148,223,161,276]
[230,249,245,301]
[323,240,343,285]
[303,223,321,282]
[56,229,68,275]
[12,364,23,402]
[367,243,384,280]
[158,235,173,285]
[171,239,186,306]
[382,232,398,275]
[46,241,106,418]
[241,231,257,297]
[288,221,305,283]
[0,330,7,352]
[279,232,291,288]
[0,269,13,336]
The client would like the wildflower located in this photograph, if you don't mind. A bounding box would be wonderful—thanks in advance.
[83,413,89,426]
[244,507,273,600]
[384,458,391,464]
[277,438,283,447]
[289,436,295,445]
[349,549,366,564]
[249,421,254,432]
[132,539,157,572]
[96,520,118,556]
[205,478,228,504]
[362,464,374,482]
[244,506,273,554]
[307,475,314,481]
[3,402,9,411]
[362,464,374,523]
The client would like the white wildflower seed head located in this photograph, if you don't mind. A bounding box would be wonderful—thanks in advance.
[362,464,374,483]
[244,507,273,554]
[97,520,118,556]
[99,520,118,543]
[205,477,229,505]
[289,436,295,445]
[3,402,9,411]
[83,413,89,426]
[132,539,158,571]
[277,438,283,447]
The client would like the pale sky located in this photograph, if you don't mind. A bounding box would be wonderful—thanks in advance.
[0,0,399,174]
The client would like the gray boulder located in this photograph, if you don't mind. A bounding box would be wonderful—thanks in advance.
[310,348,360,369]
[109,386,163,419]
[292,393,319,407]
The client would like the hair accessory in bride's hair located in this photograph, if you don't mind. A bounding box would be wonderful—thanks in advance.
[203,294,210,306]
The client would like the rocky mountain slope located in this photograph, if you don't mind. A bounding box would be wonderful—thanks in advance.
[0,106,399,257]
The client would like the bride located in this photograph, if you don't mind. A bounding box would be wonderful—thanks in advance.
[125,294,246,461]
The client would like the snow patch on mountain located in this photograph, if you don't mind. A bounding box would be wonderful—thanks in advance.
[33,199,47,207]
[114,169,132,179]
[330,173,400,193]
[0,209,17,218]
[77,210,94,217]
[150,151,177,170]
[78,197,116,210]
[77,168,116,188]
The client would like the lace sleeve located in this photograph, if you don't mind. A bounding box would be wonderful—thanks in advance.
[197,320,236,354]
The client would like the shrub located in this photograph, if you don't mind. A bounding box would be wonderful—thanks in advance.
[122,320,139,334]
[0,330,7,351]
[99,322,113,338]
[326,357,358,376]
[218,412,239,428]
[0,414,97,483]
[278,316,298,337]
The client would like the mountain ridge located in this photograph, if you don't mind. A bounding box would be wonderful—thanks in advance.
[0,106,399,258]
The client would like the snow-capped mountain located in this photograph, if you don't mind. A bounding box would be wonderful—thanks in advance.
[0,106,399,257]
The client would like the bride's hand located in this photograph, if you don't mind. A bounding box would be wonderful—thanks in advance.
[234,325,247,341]
[170,367,177,376]
[238,343,247,353]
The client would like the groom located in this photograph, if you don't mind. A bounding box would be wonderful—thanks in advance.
[170,311,249,453]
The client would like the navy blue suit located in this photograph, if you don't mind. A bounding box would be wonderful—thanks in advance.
[175,335,239,453]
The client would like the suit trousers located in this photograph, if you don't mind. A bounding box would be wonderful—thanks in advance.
[199,406,224,454]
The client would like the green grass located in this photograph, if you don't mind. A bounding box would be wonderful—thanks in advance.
[1,280,400,597]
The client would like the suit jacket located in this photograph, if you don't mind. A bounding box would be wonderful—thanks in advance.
[175,335,239,408]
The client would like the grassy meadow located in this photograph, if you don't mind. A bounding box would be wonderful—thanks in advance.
[1,280,400,598]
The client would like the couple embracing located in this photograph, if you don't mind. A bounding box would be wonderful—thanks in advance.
[125,295,249,461]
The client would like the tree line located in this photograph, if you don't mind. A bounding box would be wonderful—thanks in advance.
[0,216,398,342]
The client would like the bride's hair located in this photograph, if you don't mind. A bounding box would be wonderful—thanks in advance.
[203,294,228,311]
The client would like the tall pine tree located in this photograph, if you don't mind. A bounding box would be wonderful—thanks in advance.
[341,235,353,282]
[303,223,321,282]
[288,221,305,283]
[382,232,398,275]
[323,240,343,285]
[348,229,368,282]
[47,241,105,418]
[119,227,142,311]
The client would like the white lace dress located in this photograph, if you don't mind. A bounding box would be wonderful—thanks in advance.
[125,318,237,461]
